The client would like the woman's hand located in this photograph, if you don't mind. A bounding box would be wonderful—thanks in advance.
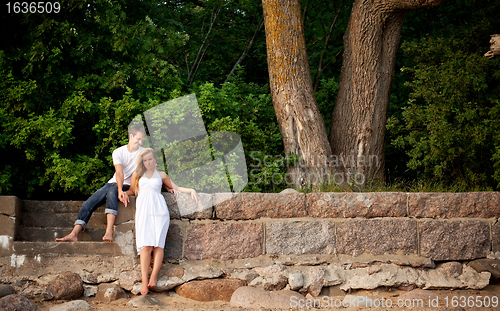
[190,189,199,203]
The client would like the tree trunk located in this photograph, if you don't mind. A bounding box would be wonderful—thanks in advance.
[329,0,446,188]
[262,0,333,189]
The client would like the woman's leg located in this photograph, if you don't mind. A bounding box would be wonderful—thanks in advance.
[140,246,153,295]
[148,247,164,287]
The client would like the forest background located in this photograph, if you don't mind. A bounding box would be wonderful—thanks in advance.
[1,0,499,200]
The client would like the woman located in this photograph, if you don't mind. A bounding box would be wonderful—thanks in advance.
[126,148,198,295]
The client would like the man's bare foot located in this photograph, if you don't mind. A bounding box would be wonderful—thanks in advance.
[55,234,78,242]
[102,232,113,242]
[141,283,148,295]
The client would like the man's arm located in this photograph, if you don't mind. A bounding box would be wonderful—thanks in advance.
[115,164,129,207]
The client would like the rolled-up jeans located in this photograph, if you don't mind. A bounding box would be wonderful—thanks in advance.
[75,182,130,230]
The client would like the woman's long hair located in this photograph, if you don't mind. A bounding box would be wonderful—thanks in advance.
[132,148,157,195]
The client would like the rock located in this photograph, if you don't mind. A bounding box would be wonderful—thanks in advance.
[175,278,247,302]
[164,223,183,260]
[184,223,263,260]
[46,272,84,300]
[126,295,163,307]
[119,270,142,291]
[214,192,307,220]
[229,269,259,283]
[83,285,97,297]
[248,275,288,291]
[253,264,287,275]
[0,284,14,298]
[288,271,304,290]
[420,220,490,261]
[230,286,305,309]
[468,258,500,279]
[0,294,36,311]
[265,221,335,255]
[336,219,418,256]
[398,289,439,307]
[95,283,128,303]
[458,266,491,289]
[280,188,299,194]
[49,300,92,311]
[302,267,325,296]
[183,265,223,281]
[323,265,344,286]
[437,262,463,278]
[307,192,407,218]
[20,284,54,301]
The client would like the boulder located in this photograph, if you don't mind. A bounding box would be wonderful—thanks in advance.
[46,272,84,300]
[95,283,128,303]
[0,284,14,298]
[175,278,247,302]
[119,270,142,291]
[49,300,92,311]
[20,284,54,301]
[126,295,163,307]
[0,294,36,311]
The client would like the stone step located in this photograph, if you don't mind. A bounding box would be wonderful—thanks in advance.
[22,200,92,213]
[13,241,124,256]
[20,212,107,228]
[16,227,106,242]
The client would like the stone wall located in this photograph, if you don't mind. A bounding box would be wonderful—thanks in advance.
[1,192,499,262]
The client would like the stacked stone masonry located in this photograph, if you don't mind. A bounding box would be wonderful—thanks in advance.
[1,192,499,262]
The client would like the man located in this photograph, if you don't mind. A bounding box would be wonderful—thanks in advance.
[56,124,146,242]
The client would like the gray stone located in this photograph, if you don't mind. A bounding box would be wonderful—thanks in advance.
[230,286,306,309]
[83,285,97,297]
[0,196,21,216]
[114,223,135,256]
[229,269,260,283]
[253,264,287,275]
[468,259,500,279]
[287,271,304,290]
[0,294,36,311]
[0,215,15,237]
[266,221,334,255]
[163,192,213,219]
[184,223,263,260]
[307,192,407,218]
[95,283,128,303]
[126,295,163,307]
[493,220,500,253]
[323,265,344,286]
[0,284,14,298]
[20,285,54,301]
[458,266,491,289]
[46,272,84,300]
[164,223,183,260]
[302,267,325,296]
[249,274,288,291]
[214,192,307,220]
[419,220,490,261]
[336,219,418,256]
[182,265,223,281]
[119,270,142,291]
[49,300,92,311]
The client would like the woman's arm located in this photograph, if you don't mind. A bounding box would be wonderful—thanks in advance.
[160,171,199,203]
[125,172,137,196]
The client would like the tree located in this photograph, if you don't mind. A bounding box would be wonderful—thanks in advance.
[329,0,446,187]
[262,0,333,188]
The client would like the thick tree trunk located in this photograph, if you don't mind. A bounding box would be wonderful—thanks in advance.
[330,0,446,188]
[262,0,333,189]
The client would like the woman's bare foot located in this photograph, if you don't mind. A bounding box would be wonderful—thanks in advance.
[140,283,148,295]
[55,233,78,242]
[148,276,157,288]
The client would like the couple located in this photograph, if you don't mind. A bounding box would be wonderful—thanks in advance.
[56,125,198,295]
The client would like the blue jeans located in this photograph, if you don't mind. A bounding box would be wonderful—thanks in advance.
[75,183,130,229]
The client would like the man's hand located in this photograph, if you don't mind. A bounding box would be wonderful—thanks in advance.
[119,190,129,207]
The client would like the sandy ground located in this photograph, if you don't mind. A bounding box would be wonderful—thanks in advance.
[36,285,500,311]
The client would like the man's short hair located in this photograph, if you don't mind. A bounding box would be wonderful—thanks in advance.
[128,124,147,137]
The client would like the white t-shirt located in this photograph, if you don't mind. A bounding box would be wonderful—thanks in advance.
[108,145,144,185]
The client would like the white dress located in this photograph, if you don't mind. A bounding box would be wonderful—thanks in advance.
[135,170,170,254]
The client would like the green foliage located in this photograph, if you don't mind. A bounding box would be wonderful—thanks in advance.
[387,29,500,189]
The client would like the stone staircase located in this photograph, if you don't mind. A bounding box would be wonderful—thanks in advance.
[14,200,125,256]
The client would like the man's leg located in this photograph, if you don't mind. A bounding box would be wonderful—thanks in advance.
[102,184,129,241]
[56,184,113,242]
